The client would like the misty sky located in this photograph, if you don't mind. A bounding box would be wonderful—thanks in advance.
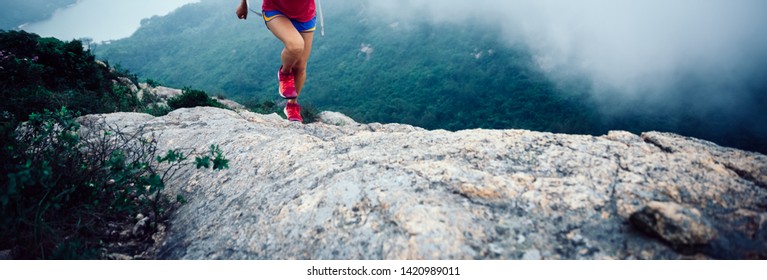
[22,0,199,43]
[371,0,767,117]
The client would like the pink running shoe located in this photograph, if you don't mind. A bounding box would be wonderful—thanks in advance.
[284,102,303,122]
[278,66,298,99]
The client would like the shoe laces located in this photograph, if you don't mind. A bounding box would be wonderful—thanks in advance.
[279,71,295,84]
[286,103,301,117]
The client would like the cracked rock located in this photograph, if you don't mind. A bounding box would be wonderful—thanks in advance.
[630,201,717,248]
[77,107,767,259]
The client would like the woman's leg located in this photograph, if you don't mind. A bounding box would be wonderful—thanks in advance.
[292,31,314,99]
[266,16,305,75]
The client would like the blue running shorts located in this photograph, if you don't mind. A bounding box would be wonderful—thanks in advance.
[263,10,317,33]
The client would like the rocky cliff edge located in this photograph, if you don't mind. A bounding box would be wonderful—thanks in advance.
[77,107,767,259]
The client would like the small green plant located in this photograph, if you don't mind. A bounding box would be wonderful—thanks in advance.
[195,145,230,170]
[300,102,320,124]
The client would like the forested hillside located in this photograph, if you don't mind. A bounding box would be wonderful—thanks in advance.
[0,0,76,30]
[96,0,599,132]
[95,0,766,154]
[1,30,230,259]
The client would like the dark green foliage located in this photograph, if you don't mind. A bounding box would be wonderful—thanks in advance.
[299,102,321,124]
[1,30,141,122]
[108,83,141,112]
[142,104,173,117]
[146,78,161,87]
[0,107,111,259]
[167,87,227,110]
[195,145,230,170]
[0,107,228,259]
[244,99,280,115]
[112,64,140,86]
[0,29,231,259]
[138,87,172,116]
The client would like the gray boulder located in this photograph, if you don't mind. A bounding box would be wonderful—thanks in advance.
[630,201,717,250]
[78,107,767,259]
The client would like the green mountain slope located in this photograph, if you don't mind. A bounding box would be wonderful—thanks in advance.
[96,0,600,132]
[95,0,766,154]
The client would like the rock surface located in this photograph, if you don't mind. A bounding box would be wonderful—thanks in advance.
[630,201,717,250]
[138,84,182,101]
[78,107,767,259]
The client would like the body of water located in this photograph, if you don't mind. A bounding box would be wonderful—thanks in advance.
[22,0,200,43]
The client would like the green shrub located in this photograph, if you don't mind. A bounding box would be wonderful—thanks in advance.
[105,83,141,112]
[112,64,139,86]
[167,87,227,110]
[0,30,143,121]
[0,107,228,259]
[300,102,320,124]
[145,78,161,87]
[245,99,279,115]
[143,104,173,117]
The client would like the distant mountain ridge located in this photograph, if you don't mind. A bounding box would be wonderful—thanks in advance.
[94,0,767,155]
[0,0,76,30]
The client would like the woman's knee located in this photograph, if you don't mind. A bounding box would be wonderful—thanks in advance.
[284,40,305,57]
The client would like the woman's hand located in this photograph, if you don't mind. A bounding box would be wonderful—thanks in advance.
[236,1,248,20]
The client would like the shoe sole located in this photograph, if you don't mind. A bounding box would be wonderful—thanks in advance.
[278,71,298,99]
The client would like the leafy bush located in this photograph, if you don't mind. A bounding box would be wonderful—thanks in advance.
[112,64,139,86]
[300,102,320,124]
[143,104,173,117]
[0,30,232,259]
[145,78,161,88]
[0,30,142,122]
[0,107,228,259]
[106,83,141,112]
[133,86,172,117]
[167,87,227,110]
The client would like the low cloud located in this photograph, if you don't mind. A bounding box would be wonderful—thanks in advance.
[369,0,767,119]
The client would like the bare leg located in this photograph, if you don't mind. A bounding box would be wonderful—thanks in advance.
[266,17,315,104]
[266,16,305,76]
[292,31,314,103]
